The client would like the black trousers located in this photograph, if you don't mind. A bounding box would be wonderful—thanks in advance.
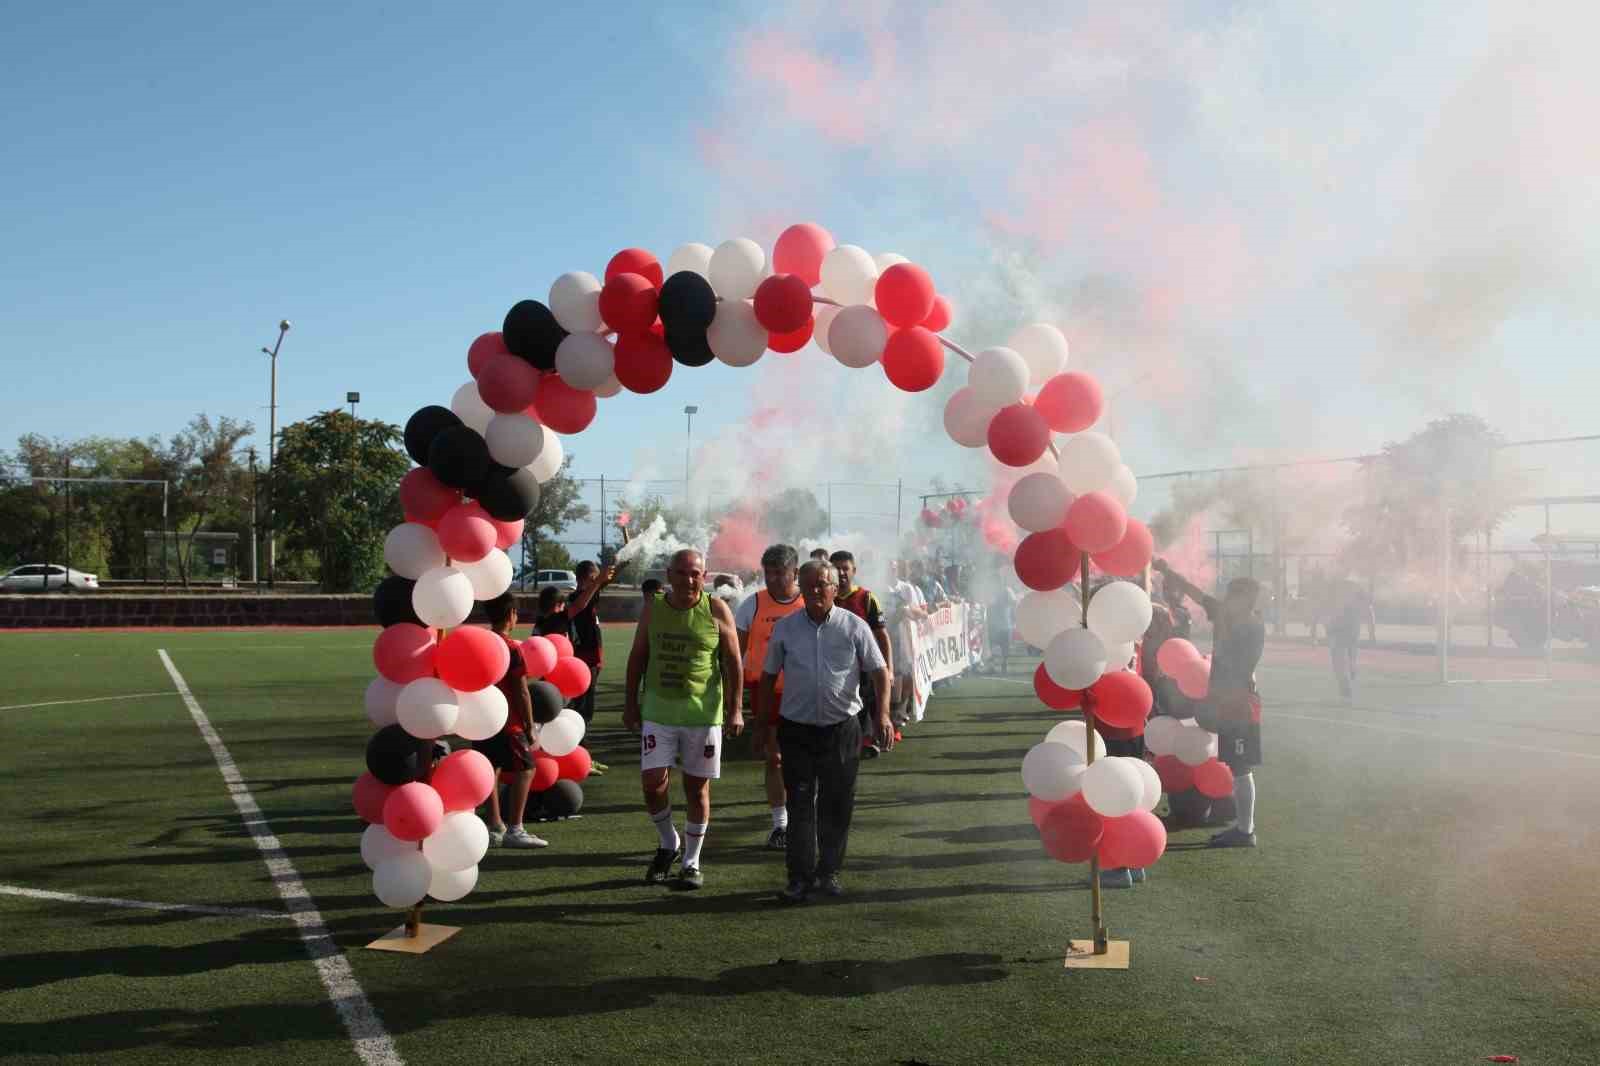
[777,714,862,882]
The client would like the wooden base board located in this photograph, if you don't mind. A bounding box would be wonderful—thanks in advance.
[365,923,461,954]
[1064,938,1130,969]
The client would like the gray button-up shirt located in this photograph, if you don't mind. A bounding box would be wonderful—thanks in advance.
[763,606,887,726]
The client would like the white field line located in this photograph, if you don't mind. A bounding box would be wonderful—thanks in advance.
[0,883,291,920]
[0,692,169,711]
[157,649,404,1066]
[1272,711,1600,763]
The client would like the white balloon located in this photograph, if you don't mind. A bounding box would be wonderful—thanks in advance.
[1007,322,1070,387]
[1045,719,1107,762]
[828,304,888,368]
[1015,588,1081,649]
[707,299,768,367]
[422,812,489,872]
[1021,741,1086,801]
[384,523,445,580]
[1175,725,1219,767]
[1087,581,1154,645]
[527,430,564,483]
[365,676,403,728]
[412,566,475,629]
[361,824,415,871]
[873,251,909,272]
[812,304,840,354]
[708,238,766,300]
[942,386,999,448]
[485,413,544,471]
[1133,757,1163,811]
[453,685,509,742]
[548,271,603,333]
[968,347,1030,409]
[555,332,615,391]
[450,380,495,435]
[538,708,587,758]
[397,677,460,740]
[666,242,715,279]
[427,863,478,902]
[1081,757,1144,818]
[458,549,512,600]
[1143,715,1185,757]
[1056,431,1123,495]
[820,244,878,306]
[373,851,432,908]
[1045,627,1108,690]
[1109,464,1139,508]
[593,374,623,399]
[1008,472,1074,532]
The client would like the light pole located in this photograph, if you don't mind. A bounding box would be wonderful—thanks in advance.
[261,319,290,588]
[684,405,699,510]
[247,446,259,587]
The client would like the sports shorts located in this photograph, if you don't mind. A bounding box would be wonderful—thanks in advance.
[640,721,722,779]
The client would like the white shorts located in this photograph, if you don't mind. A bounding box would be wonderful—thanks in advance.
[640,722,722,779]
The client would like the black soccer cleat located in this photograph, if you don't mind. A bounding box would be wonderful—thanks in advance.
[766,827,788,850]
[777,878,810,905]
[677,865,704,890]
[645,842,683,883]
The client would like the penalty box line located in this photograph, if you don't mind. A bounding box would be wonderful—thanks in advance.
[157,649,406,1066]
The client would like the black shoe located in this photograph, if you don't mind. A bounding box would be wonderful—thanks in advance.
[767,827,788,850]
[645,841,683,883]
[1208,827,1257,848]
[677,865,704,890]
[777,878,809,905]
[818,872,843,897]
[860,743,880,760]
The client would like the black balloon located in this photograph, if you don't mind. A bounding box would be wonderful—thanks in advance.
[478,466,541,522]
[657,271,717,335]
[503,300,567,371]
[665,327,716,367]
[373,576,421,627]
[530,680,564,725]
[541,778,584,817]
[366,724,425,786]
[427,424,491,490]
[404,406,463,466]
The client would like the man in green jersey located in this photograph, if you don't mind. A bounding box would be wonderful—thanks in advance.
[624,548,744,888]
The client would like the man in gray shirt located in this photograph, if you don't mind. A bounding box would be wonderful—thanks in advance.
[758,560,892,904]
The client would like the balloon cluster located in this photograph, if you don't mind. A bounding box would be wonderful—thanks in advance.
[1021,720,1167,868]
[1145,640,1234,799]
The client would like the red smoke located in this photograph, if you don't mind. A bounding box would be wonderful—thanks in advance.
[707,506,770,573]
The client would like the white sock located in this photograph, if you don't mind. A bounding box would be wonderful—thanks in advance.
[509,823,523,832]
[1234,772,1256,835]
[651,807,679,851]
[771,805,788,831]
[683,821,708,868]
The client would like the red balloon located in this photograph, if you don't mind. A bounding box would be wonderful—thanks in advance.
[613,331,674,394]
[1193,758,1235,799]
[881,327,944,392]
[1153,754,1195,793]
[398,467,460,523]
[435,626,511,692]
[532,373,597,435]
[530,755,560,792]
[383,782,444,842]
[477,352,540,413]
[772,223,834,286]
[556,745,592,782]
[468,331,509,378]
[352,772,395,824]
[874,262,937,328]
[373,624,436,684]
[752,273,814,334]
[521,635,559,680]
[921,294,952,332]
[1092,518,1154,578]
[1087,669,1154,729]
[544,633,574,659]
[605,248,664,288]
[919,507,943,528]
[492,517,524,551]
[1155,637,1200,676]
[1063,491,1128,554]
[987,403,1051,467]
[768,319,814,354]
[598,272,659,333]
[1033,663,1083,710]
[431,749,496,812]
[1098,720,1146,740]
[547,656,592,699]
[1175,657,1211,700]
[436,501,497,563]
[403,510,440,530]
[1028,795,1065,828]
[1098,809,1167,868]
[1014,528,1081,591]
[1033,371,1104,434]
[1038,794,1103,864]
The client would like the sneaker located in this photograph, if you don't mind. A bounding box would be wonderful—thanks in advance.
[860,742,880,760]
[677,865,704,890]
[1208,827,1258,848]
[645,842,682,884]
[777,878,809,905]
[818,872,843,897]
[1130,867,1148,884]
[767,827,788,850]
[486,824,507,848]
[503,827,548,849]
[1099,867,1134,889]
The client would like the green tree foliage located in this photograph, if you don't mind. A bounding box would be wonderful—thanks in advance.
[758,487,829,545]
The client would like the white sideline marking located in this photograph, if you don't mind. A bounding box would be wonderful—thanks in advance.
[1274,711,1600,763]
[158,649,404,1066]
[0,692,169,711]
[0,883,291,920]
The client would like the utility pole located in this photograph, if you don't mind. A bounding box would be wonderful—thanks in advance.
[247,447,259,587]
[683,405,698,513]
[261,319,291,588]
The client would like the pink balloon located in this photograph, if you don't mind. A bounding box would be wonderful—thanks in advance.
[1175,657,1211,700]
[436,502,497,564]
[1092,518,1154,578]
[492,517,524,551]
[1155,637,1201,677]
[547,656,592,700]
[468,331,509,378]
[1097,809,1167,868]
[874,263,937,328]
[431,749,496,812]
[986,403,1051,467]
[772,223,835,286]
[383,782,444,842]
[1062,491,1128,554]
[1033,371,1104,434]
[352,772,395,824]
[1193,758,1235,799]
[544,633,574,660]
[521,635,559,679]
[1027,795,1065,829]
[436,626,511,692]
[398,468,461,524]
[477,352,540,413]
[373,624,436,684]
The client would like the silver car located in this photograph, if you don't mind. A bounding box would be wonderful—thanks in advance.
[0,564,100,591]
[532,569,578,592]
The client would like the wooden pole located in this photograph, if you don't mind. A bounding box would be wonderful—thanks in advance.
[1081,550,1107,954]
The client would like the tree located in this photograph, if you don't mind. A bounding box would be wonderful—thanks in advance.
[518,455,590,583]
[165,415,254,586]
[272,411,409,592]
[759,487,829,545]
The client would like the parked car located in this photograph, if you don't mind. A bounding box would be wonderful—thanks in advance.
[0,564,100,591]
[529,569,578,592]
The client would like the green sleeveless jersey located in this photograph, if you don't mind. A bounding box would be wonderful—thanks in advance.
[642,590,724,726]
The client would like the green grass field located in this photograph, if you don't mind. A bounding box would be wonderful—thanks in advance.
[1,626,1597,1064]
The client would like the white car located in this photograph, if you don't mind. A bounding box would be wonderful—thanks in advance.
[0,564,100,591]
[531,569,578,592]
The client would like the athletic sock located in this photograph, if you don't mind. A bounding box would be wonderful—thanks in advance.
[1234,772,1257,834]
[683,821,708,867]
[651,807,679,851]
[771,805,789,831]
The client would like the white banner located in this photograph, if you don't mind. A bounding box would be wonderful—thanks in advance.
[907,603,985,721]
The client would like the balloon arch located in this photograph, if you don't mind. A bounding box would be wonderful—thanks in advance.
[354,223,1231,956]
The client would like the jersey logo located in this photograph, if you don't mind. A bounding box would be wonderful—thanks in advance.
[704,744,716,759]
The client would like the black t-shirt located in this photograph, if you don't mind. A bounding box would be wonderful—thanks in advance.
[571,600,601,655]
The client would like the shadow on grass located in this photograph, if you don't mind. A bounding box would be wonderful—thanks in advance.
[902,823,1039,845]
